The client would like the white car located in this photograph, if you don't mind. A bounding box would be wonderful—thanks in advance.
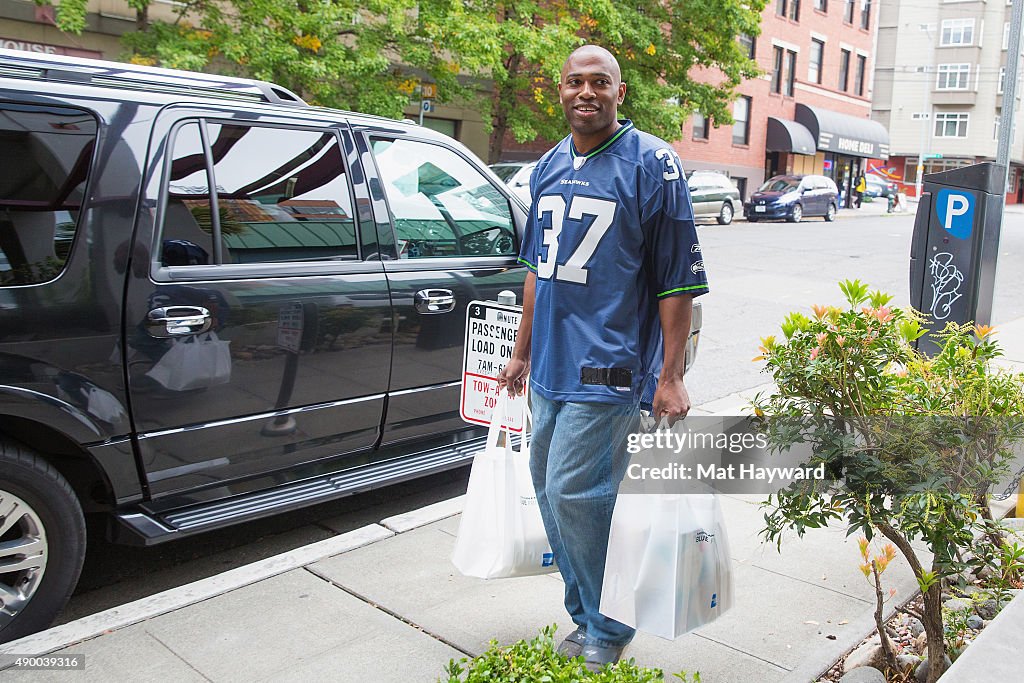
[489,161,536,205]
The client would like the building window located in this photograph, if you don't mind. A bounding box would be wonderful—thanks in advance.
[1005,22,1010,50]
[844,0,855,23]
[995,115,1001,141]
[934,112,969,138]
[839,49,851,91]
[771,46,784,93]
[732,96,751,145]
[789,0,801,20]
[785,50,797,96]
[855,54,866,96]
[692,112,708,140]
[739,33,756,59]
[777,0,787,16]
[936,64,971,90]
[815,0,827,11]
[809,39,824,84]
[940,19,975,46]
[859,0,871,30]
[1000,66,1006,94]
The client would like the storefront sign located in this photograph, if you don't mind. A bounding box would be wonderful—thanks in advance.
[0,38,102,59]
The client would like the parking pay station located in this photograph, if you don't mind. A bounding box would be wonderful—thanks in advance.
[909,162,1005,355]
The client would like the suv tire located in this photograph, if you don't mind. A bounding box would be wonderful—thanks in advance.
[717,202,734,225]
[0,441,86,644]
[824,203,837,222]
[788,204,803,223]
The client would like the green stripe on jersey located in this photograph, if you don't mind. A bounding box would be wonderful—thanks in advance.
[657,284,709,298]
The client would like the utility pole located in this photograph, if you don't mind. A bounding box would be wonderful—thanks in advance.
[997,0,1024,194]
[915,24,936,201]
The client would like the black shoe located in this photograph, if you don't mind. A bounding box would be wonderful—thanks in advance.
[556,627,587,658]
[581,642,628,672]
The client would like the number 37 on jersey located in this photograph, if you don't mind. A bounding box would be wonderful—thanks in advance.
[534,148,682,286]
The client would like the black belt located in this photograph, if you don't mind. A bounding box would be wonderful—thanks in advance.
[580,367,632,388]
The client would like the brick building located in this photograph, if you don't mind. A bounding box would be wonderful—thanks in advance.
[678,0,889,205]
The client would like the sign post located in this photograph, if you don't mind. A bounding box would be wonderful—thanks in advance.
[461,299,524,432]
[419,82,437,126]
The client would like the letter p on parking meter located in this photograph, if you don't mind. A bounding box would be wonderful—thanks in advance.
[936,189,975,240]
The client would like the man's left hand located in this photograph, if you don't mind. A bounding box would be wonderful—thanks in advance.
[652,376,691,425]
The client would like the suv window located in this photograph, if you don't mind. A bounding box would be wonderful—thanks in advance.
[371,138,516,259]
[160,121,358,267]
[0,103,97,285]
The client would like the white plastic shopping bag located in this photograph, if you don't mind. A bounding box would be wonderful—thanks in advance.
[599,492,733,639]
[146,332,231,391]
[451,391,555,579]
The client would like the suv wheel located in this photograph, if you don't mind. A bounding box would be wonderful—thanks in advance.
[788,204,803,223]
[717,202,734,225]
[824,203,837,222]
[0,441,86,644]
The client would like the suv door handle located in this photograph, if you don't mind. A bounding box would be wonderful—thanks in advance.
[414,289,455,314]
[147,306,213,337]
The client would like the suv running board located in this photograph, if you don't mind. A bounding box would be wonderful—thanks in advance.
[110,432,518,546]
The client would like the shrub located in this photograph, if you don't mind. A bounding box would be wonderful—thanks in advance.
[753,280,1024,683]
[441,625,700,683]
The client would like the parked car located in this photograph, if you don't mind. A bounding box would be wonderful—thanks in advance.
[0,49,701,643]
[744,174,839,223]
[489,161,536,205]
[864,174,898,199]
[686,171,741,225]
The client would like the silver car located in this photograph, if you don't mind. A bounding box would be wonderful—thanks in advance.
[686,171,741,225]
[489,161,536,205]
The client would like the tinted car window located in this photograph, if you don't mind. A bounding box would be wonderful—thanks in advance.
[161,122,357,266]
[760,177,800,193]
[371,138,516,259]
[0,103,97,285]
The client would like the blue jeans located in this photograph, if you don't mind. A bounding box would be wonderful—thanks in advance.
[529,389,639,647]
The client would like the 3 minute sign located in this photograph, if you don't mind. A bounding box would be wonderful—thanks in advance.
[461,300,524,432]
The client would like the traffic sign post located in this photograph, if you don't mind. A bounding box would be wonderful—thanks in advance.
[461,299,524,432]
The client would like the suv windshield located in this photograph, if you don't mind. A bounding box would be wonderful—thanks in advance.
[759,177,801,193]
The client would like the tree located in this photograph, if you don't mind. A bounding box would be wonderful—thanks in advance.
[39,0,765,161]
[428,0,766,162]
[36,0,466,118]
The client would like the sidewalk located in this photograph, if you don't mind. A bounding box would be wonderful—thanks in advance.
[2,341,1024,682]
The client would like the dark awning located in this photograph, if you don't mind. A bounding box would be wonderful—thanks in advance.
[766,117,817,155]
[795,103,890,159]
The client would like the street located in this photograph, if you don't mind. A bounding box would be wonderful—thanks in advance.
[58,204,1024,628]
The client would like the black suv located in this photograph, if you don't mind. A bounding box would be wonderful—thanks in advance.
[0,49,701,643]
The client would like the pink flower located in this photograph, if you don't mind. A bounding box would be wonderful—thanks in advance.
[816,332,828,346]
[836,335,846,347]
[810,347,821,361]
[875,307,893,323]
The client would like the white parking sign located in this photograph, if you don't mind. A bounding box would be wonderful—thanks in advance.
[461,300,524,432]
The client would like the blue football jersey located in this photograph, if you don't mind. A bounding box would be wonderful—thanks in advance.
[518,120,708,404]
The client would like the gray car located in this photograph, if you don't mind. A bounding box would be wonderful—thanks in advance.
[686,171,741,225]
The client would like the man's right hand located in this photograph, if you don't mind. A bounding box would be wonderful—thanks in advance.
[497,357,530,397]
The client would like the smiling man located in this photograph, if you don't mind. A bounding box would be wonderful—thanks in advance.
[497,45,709,670]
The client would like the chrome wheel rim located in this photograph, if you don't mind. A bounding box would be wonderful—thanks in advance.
[721,204,733,222]
[0,490,48,629]
[793,205,802,221]
[827,205,835,220]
